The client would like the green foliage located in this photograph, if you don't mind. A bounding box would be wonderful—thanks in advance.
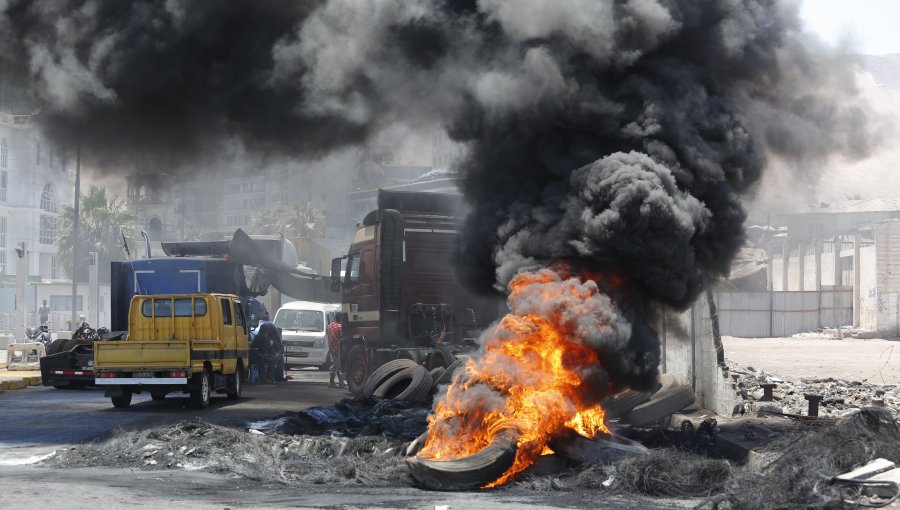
[250,202,325,238]
[56,185,135,283]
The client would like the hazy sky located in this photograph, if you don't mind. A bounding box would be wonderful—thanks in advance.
[802,0,900,55]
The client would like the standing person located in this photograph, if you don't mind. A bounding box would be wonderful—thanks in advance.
[38,299,50,326]
[327,312,345,388]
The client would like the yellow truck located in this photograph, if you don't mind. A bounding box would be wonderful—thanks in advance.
[94,293,249,408]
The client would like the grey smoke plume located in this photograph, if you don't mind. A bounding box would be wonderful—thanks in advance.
[1,0,874,391]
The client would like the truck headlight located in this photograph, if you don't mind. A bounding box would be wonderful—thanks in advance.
[314,337,324,348]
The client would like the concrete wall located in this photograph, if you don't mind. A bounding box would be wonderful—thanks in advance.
[659,292,737,416]
[874,220,900,336]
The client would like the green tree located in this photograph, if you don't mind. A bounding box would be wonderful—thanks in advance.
[56,185,135,283]
[250,202,325,238]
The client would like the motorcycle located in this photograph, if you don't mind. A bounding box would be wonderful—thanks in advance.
[24,324,53,351]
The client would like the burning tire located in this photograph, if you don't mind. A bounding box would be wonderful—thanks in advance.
[361,358,417,397]
[550,428,649,465]
[372,365,433,403]
[624,385,695,426]
[406,427,520,491]
[602,390,651,420]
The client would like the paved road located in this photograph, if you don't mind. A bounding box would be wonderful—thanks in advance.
[0,368,346,450]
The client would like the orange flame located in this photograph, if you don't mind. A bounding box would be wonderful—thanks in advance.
[418,269,618,487]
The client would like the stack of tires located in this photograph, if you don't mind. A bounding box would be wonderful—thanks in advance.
[359,357,467,404]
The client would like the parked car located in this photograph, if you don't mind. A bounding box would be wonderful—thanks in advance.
[274,300,340,371]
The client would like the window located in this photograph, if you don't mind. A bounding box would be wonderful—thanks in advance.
[0,137,6,168]
[50,255,58,279]
[50,295,83,311]
[274,309,325,332]
[40,215,56,245]
[233,300,246,333]
[344,251,360,288]
[0,216,6,248]
[0,251,5,275]
[0,171,6,201]
[41,185,57,212]
[221,298,232,325]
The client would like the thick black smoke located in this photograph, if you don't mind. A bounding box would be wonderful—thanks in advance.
[1,0,874,390]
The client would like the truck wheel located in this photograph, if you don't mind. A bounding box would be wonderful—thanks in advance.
[345,345,369,396]
[61,338,85,352]
[46,338,66,355]
[226,365,243,400]
[427,347,454,371]
[362,358,417,398]
[190,369,212,408]
[373,365,433,403]
[111,389,132,408]
[434,357,467,388]
[150,391,167,401]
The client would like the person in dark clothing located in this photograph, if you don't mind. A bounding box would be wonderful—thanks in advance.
[250,321,284,383]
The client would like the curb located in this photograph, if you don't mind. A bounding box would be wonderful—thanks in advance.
[0,376,39,390]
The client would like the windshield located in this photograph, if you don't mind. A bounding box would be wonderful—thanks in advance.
[274,309,325,332]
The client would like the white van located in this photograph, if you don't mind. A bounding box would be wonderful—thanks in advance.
[274,301,341,371]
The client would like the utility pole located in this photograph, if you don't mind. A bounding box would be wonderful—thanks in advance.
[70,137,81,330]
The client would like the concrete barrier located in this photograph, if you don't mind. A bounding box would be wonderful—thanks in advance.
[6,342,45,370]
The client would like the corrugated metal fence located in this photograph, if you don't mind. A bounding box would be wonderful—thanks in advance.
[714,289,853,337]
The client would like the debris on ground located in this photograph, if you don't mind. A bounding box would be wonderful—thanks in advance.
[247,397,429,438]
[728,362,900,418]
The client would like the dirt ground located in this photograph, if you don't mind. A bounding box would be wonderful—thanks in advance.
[723,335,900,384]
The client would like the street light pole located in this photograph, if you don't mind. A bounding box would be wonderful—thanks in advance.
[70,137,81,330]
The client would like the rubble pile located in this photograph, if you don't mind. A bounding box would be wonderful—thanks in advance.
[728,363,900,418]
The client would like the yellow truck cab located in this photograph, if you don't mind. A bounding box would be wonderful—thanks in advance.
[94,293,249,408]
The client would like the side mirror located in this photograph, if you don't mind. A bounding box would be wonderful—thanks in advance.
[330,257,344,292]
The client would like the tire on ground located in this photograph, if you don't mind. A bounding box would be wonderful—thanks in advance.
[428,367,445,383]
[601,390,651,420]
[361,358,418,397]
[624,385,695,426]
[46,338,66,355]
[372,365,433,403]
[406,427,520,491]
[427,346,454,371]
[653,373,678,396]
[434,357,467,388]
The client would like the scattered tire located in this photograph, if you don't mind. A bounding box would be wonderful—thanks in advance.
[405,432,427,457]
[226,365,243,400]
[434,357,467,388]
[345,345,369,396]
[46,338,66,355]
[406,427,520,491]
[428,367,445,383]
[373,365,433,403]
[624,385,695,426]
[61,338,86,353]
[150,391,167,401]
[111,388,132,408]
[427,346,454,371]
[654,373,678,396]
[550,428,649,465]
[361,358,417,397]
[601,390,651,420]
[190,369,212,409]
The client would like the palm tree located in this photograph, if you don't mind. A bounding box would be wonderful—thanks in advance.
[56,185,135,283]
[250,202,325,238]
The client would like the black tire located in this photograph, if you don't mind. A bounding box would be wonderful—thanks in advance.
[345,345,369,396]
[111,389,132,408]
[46,338,66,355]
[434,357,467,388]
[150,391,167,401]
[428,367,445,383]
[362,358,418,397]
[190,369,212,408]
[373,365,433,403]
[406,427,520,491]
[550,429,649,465]
[654,373,678,395]
[427,346,453,371]
[318,353,332,372]
[226,364,243,400]
[624,385,695,426]
[61,338,85,352]
[601,390,652,420]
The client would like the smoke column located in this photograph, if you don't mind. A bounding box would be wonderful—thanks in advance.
[2,1,873,391]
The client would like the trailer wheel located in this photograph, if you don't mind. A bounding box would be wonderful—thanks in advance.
[226,364,243,400]
[373,365,433,403]
[46,338,66,355]
[190,369,212,408]
[150,391,167,401]
[345,345,368,396]
[362,358,417,398]
[111,389,132,408]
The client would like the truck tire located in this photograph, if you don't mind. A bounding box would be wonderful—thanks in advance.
[601,390,651,420]
[61,337,85,352]
[190,369,212,408]
[345,345,369,396]
[150,391,167,401]
[434,357,467,388]
[427,346,454,371]
[111,389,132,408]
[428,367,445,383]
[46,338,66,355]
[373,365,433,403]
[362,358,417,397]
[226,365,243,400]
[406,427,520,490]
